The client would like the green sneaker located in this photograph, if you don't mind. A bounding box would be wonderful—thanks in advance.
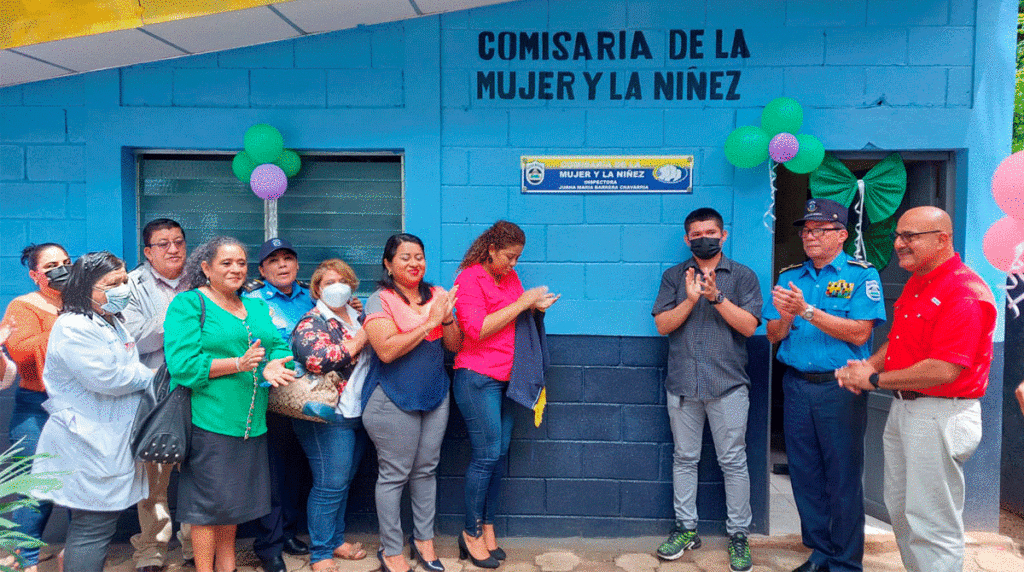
[727,532,752,572]
[656,523,700,560]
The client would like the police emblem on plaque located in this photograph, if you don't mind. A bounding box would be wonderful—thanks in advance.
[525,161,545,185]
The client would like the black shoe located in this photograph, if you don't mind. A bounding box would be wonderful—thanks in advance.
[793,562,829,572]
[490,547,506,561]
[457,532,500,569]
[182,559,195,570]
[259,555,287,572]
[282,537,309,556]
[409,536,444,572]
[377,548,402,572]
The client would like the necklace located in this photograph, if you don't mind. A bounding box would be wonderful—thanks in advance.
[202,287,246,317]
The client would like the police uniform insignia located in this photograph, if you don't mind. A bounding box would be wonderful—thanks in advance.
[272,239,282,248]
[847,258,872,268]
[779,263,802,273]
[807,200,817,212]
[826,280,854,299]
[865,280,882,301]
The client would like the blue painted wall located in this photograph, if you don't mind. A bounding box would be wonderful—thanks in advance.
[0,0,1016,534]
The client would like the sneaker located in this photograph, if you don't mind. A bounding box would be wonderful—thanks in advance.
[656,523,700,560]
[727,532,752,572]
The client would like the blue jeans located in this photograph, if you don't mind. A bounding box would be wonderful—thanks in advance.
[292,416,367,565]
[452,369,514,537]
[8,387,53,566]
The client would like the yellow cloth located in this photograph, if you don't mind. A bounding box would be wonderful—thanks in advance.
[533,387,546,427]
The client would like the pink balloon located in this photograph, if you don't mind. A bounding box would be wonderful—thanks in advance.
[250,163,288,200]
[983,216,1024,272]
[992,151,1024,220]
[769,132,799,163]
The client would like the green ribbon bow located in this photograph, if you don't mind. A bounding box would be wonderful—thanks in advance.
[809,152,906,270]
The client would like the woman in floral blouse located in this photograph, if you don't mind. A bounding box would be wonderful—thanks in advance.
[289,259,370,571]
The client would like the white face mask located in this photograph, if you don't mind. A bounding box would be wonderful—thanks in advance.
[95,283,132,314]
[320,282,352,309]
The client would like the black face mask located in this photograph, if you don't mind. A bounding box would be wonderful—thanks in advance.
[44,265,71,292]
[689,237,722,260]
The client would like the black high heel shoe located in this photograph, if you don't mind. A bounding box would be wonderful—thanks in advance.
[378,547,404,572]
[458,532,500,569]
[490,547,506,561]
[409,536,444,572]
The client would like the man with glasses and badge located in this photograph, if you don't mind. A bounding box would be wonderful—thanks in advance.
[836,206,996,572]
[124,218,192,572]
[764,198,886,572]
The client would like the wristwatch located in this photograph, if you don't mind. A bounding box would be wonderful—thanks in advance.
[801,305,815,321]
[710,292,726,305]
[869,372,880,389]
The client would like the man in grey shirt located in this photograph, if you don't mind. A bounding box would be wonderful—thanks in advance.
[123,218,191,572]
[651,208,761,572]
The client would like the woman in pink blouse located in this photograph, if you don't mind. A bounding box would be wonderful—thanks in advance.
[452,221,559,567]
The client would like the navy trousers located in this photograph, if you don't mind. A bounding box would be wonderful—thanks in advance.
[253,412,311,561]
[783,368,868,572]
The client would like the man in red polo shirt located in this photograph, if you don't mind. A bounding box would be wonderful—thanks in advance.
[835,206,996,572]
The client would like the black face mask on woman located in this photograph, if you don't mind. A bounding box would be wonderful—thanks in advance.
[689,237,722,260]
[44,265,71,292]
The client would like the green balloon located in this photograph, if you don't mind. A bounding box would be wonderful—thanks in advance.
[231,151,258,182]
[274,149,302,178]
[760,97,804,137]
[724,125,770,169]
[244,124,285,164]
[785,134,825,174]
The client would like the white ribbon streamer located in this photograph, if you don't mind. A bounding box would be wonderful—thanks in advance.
[852,178,867,262]
[1002,240,1024,318]
[763,159,777,232]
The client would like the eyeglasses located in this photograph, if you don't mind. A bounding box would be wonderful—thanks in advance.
[147,238,186,250]
[889,230,942,243]
[798,227,844,238]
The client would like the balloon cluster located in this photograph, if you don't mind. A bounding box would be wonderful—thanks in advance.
[983,151,1024,272]
[724,97,825,174]
[231,124,301,200]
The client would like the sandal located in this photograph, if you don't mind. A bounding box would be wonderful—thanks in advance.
[333,542,367,560]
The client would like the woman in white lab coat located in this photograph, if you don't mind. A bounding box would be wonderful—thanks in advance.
[32,251,154,572]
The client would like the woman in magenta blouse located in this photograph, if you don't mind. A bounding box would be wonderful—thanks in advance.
[452,221,559,567]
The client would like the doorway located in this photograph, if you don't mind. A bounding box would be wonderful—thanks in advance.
[768,151,955,528]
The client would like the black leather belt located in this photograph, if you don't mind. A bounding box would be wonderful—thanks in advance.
[792,369,836,384]
[893,390,954,400]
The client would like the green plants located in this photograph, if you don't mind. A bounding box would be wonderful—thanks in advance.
[0,441,62,572]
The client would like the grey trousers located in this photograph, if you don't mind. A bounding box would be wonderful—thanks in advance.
[362,386,450,556]
[64,509,121,572]
[666,385,751,535]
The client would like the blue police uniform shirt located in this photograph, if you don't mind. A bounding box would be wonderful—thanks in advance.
[763,251,886,372]
[244,281,314,342]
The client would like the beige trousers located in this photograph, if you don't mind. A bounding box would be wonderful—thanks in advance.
[883,397,982,572]
[132,463,193,567]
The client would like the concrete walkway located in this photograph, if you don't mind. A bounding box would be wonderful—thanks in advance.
[29,531,1024,572]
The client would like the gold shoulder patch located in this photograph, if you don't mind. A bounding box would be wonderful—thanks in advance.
[847,258,873,268]
[778,263,802,273]
[243,278,265,293]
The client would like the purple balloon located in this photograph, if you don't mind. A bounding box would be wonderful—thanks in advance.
[769,132,800,163]
[250,163,288,200]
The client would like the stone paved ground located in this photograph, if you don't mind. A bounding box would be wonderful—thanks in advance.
[29,529,1024,572]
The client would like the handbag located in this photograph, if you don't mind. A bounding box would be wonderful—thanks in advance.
[267,371,342,423]
[130,291,205,464]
